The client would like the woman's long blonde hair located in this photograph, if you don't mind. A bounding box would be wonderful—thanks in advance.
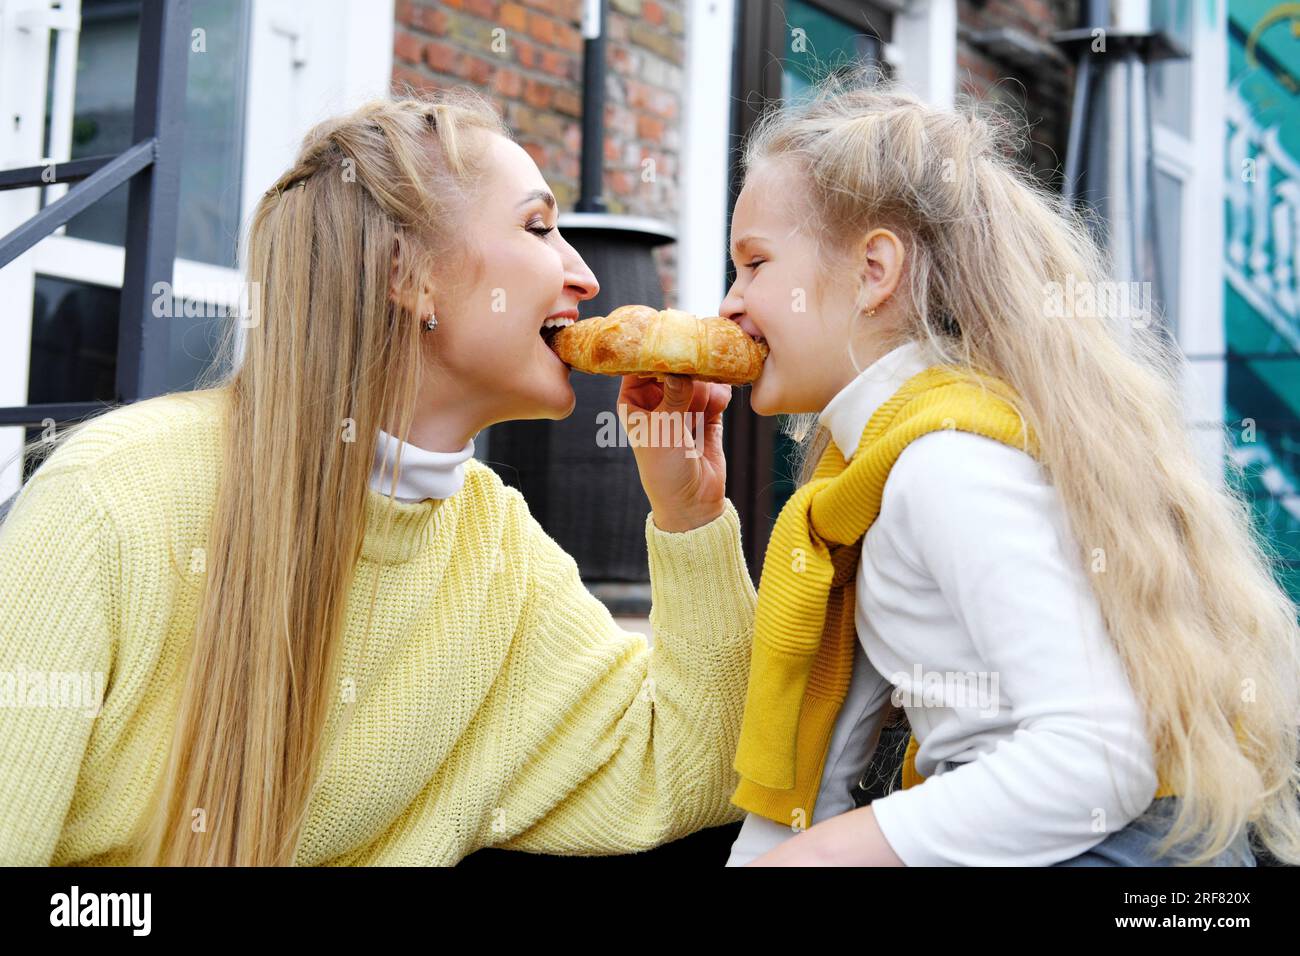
[752,67,1300,865]
[12,89,509,864]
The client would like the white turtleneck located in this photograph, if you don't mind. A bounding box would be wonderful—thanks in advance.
[369,428,476,502]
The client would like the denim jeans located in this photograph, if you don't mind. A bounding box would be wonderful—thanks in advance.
[925,761,1257,866]
[1052,796,1256,867]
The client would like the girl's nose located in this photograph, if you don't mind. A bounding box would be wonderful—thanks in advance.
[719,282,743,321]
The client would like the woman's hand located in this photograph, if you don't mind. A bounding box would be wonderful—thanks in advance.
[617,373,730,532]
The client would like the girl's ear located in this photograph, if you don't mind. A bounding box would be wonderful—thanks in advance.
[858,227,905,307]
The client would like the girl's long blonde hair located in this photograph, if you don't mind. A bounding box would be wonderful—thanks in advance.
[752,67,1300,865]
[12,90,509,864]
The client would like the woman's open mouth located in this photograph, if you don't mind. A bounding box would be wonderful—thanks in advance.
[540,316,574,347]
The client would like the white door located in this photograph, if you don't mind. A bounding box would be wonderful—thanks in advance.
[0,0,394,500]
[0,0,76,489]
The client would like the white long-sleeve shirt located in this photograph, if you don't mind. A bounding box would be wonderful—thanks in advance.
[726,341,1159,866]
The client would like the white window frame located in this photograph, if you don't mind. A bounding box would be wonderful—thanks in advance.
[1162,1,1228,483]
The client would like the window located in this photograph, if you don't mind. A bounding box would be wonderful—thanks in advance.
[52,0,250,267]
[782,0,889,102]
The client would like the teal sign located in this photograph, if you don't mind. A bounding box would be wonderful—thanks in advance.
[1226,1,1300,601]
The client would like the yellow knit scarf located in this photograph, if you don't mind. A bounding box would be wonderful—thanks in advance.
[730,364,1177,828]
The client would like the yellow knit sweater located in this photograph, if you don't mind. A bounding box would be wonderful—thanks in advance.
[0,389,758,865]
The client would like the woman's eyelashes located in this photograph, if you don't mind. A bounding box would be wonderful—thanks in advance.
[527,217,555,238]
[747,258,766,271]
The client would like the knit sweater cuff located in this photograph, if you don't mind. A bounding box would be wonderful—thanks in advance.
[644,498,756,640]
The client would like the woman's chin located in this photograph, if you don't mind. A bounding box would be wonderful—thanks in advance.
[521,376,577,420]
[550,388,577,419]
[506,343,576,418]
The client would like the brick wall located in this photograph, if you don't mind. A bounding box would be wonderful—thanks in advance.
[391,1,1083,302]
[957,0,1079,188]
[391,0,686,306]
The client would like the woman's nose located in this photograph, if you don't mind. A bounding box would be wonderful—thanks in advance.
[562,241,600,302]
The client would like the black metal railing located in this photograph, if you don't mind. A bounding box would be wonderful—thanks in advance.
[0,0,190,429]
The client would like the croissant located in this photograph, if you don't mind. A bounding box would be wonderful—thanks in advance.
[546,304,769,385]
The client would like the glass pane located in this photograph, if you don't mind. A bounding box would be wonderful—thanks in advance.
[1149,0,1192,137]
[27,275,120,408]
[1153,167,1181,336]
[782,0,884,104]
[23,274,230,480]
[44,0,250,267]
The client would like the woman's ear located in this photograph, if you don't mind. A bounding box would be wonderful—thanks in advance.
[389,236,439,325]
[389,236,407,311]
[389,235,429,315]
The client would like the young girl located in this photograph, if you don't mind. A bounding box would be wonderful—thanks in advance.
[0,91,756,865]
[721,70,1300,867]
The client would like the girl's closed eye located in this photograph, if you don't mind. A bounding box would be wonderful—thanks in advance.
[527,218,555,238]
[747,258,766,271]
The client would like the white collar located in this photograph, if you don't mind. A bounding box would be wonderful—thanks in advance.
[369,428,476,502]
[819,340,933,461]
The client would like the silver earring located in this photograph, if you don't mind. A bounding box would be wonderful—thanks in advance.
[421,311,437,332]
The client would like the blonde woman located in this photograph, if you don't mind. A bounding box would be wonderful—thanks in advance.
[0,92,755,866]
[720,70,1300,867]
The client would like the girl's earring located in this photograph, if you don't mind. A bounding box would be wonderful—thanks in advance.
[865,305,877,317]
[421,311,437,332]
